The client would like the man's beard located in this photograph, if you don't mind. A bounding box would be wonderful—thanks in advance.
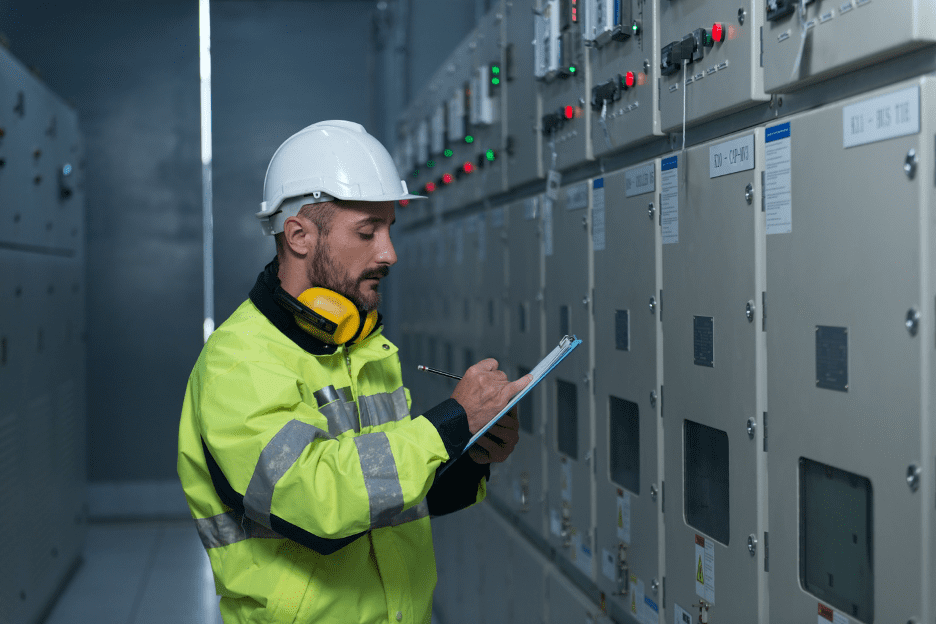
[307,238,388,311]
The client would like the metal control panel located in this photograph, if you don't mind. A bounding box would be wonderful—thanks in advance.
[505,0,544,189]
[538,0,593,172]
[543,180,596,579]
[763,0,936,93]
[661,128,767,624]
[489,197,548,537]
[592,164,664,622]
[587,0,662,157]
[657,0,767,132]
[0,46,88,624]
[764,76,936,624]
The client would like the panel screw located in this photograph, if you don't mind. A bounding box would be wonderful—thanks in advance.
[907,464,921,492]
[906,308,920,336]
[651,578,659,594]
[904,149,918,179]
[747,417,757,438]
[650,391,657,407]
[748,534,757,555]
[582,295,590,307]
[745,183,754,204]
[582,215,588,228]
[746,300,755,322]
[648,202,655,220]
[738,7,746,24]
[649,297,656,315]
[650,484,658,501]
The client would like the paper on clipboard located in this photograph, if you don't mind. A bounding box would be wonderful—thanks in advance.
[464,334,582,452]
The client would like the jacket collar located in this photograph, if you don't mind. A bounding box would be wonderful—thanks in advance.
[248,256,383,357]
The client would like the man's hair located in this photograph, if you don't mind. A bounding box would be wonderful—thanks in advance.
[274,200,343,256]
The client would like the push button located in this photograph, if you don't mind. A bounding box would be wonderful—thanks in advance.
[396,611,403,621]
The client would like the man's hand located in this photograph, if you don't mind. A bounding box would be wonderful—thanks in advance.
[450,358,532,435]
[468,409,520,464]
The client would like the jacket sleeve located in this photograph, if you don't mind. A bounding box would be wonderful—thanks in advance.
[193,358,472,555]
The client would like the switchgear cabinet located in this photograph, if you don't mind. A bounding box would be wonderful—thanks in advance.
[592,163,664,624]
[765,76,936,624]
[661,128,768,624]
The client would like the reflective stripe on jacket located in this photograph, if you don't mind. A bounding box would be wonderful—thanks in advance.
[178,260,488,624]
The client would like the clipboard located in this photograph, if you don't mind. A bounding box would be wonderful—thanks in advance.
[464,334,582,452]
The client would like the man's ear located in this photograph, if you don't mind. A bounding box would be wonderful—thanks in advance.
[282,215,317,257]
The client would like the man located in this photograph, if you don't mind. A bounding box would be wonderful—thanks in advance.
[177,120,531,623]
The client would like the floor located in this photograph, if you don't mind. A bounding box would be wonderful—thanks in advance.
[43,520,444,624]
[44,520,223,624]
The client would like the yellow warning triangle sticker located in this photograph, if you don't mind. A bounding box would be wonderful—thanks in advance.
[697,555,704,584]
[618,507,624,528]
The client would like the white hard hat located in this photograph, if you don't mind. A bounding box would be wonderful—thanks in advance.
[256,120,424,235]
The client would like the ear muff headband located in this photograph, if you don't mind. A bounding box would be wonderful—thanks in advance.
[273,286,378,346]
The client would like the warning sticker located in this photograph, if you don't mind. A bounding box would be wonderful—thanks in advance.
[673,603,692,624]
[765,122,792,235]
[661,156,678,245]
[617,490,631,544]
[592,178,606,252]
[818,603,850,624]
[694,534,715,603]
[602,548,616,582]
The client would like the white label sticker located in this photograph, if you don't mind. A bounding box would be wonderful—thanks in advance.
[602,548,616,581]
[818,604,851,624]
[765,122,792,235]
[674,603,692,624]
[550,508,561,536]
[661,156,679,245]
[625,162,656,197]
[544,197,554,257]
[709,134,755,178]
[632,576,644,620]
[694,534,715,603]
[592,179,606,252]
[617,491,631,543]
[524,197,539,221]
[561,462,573,503]
[843,85,920,148]
[566,182,589,211]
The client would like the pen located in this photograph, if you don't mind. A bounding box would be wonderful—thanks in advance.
[416,365,463,381]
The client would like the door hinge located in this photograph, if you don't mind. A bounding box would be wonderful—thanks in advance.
[762,290,767,332]
[763,411,768,452]
[764,531,770,572]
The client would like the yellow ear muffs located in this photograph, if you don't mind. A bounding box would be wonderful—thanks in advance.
[294,287,361,345]
[351,308,379,345]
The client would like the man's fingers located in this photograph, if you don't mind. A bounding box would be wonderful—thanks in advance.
[477,358,499,372]
[502,374,533,400]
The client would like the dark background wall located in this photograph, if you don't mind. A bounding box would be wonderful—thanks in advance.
[0,0,480,487]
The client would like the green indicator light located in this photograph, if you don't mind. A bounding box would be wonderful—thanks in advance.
[486,149,495,161]
[492,77,500,85]
[632,22,639,33]
[569,66,576,73]
[427,160,435,168]
[412,169,419,177]
[491,66,500,75]
[444,149,453,157]
[465,135,474,144]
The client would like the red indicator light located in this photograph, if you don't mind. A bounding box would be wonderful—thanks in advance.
[442,173,453,184]
[425,182,436,193]
[564,105,574,120]
[463,161,474,174]
[712,22,724,43]
[625,72,635,88]
[399,199,410,207]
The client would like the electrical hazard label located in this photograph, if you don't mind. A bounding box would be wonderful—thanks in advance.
[694,534,715,603]
[818,603,850,624]
[617,490,631,543]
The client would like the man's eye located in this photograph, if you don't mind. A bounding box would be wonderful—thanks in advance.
[359,232,375,240]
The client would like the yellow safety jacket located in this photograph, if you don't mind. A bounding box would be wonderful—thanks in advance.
[178,259,488,623]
